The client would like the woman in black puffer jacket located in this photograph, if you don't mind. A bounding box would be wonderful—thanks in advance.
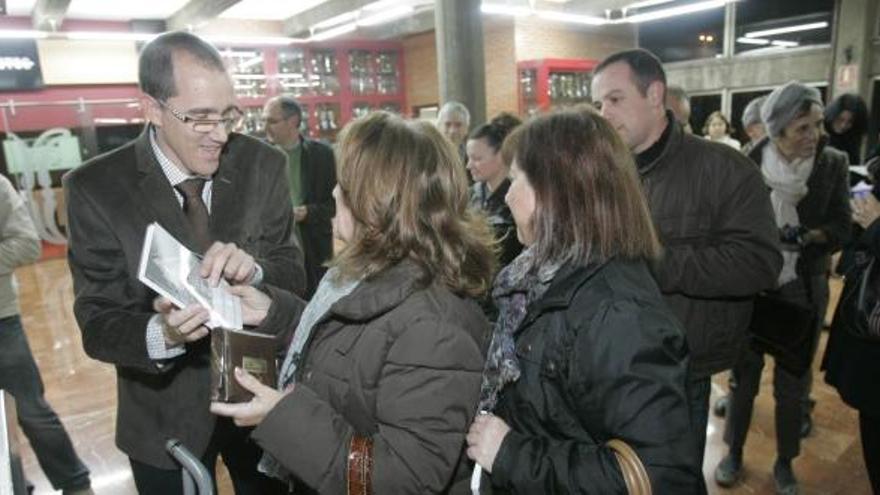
[465,109,703,494]
[824,157,880,494]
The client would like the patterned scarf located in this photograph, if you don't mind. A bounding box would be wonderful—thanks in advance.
[477,247,561,412]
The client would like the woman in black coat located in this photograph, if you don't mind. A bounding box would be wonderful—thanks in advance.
[465,110,703,493]
[824,93,869,165]
[824,180,880,493]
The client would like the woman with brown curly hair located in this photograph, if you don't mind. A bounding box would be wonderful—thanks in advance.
[211,111,497,494]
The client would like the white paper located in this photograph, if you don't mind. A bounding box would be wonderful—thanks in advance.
[137,222,243,329]
[470,463,483,495]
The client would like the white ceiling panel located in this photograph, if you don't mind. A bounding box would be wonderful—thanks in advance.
[219,0,330,20]
[6,0,37,16]
[65,0,191,21]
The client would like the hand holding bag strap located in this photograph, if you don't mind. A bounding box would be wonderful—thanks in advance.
[347,435,373,495]
[606,439,652,495]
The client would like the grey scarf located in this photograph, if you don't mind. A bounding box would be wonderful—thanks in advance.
[477,247,560,412]
[259,267,360,481]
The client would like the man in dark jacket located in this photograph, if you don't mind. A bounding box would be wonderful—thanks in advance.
[592,49,783,476]
[65,32,302,494]
[263,96,336,299]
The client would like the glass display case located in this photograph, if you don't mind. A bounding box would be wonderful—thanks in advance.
[222,48,268,99]
[376,50,399,95]
[218,41,405,143]
[517,59,598,116]
[313,102,341,141]
[277,48,311,98]
[310,49,340,96]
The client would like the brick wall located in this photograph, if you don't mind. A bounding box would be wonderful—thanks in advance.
[402,31,439,115]
[483,18,518,119]
[402,18,637,122]
[514,19,636,62]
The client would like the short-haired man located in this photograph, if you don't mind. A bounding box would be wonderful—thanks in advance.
[262,96,336,299]
[437,101,471,163]
[65,32,303,494]
[666,85,693,134]
[592,49,783,479]
[741,95,768,155]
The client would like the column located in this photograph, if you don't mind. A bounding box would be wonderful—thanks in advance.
[830,0,878,99]
[434,0,487,127]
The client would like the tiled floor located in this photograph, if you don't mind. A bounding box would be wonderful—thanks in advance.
[11,258,872,494]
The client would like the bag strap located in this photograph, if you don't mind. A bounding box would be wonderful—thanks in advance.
[347,435,373,495]
[606,439,652,495]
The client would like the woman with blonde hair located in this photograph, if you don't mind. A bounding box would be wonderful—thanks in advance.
[466,110,703,493]
[212,111,496,494]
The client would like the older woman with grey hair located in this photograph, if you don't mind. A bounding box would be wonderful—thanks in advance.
[741,95,768,155]
[714,81,850,495]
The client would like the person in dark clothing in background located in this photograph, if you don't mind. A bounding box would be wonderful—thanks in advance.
[467,112,523,267]
[825,93,869,165]
[591,49,782,485]
[824,155,880,494]
[716,81,850,495]
[263,96,336,299]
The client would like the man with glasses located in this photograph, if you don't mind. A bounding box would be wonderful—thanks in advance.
[64,31,303,494]
[262,96,336,299]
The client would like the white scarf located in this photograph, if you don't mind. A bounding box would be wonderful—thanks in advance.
[761,143,814,285]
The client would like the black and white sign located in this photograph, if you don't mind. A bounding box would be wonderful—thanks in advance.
[0,39,43,91]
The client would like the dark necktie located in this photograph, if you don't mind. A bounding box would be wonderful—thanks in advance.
[175,178,211,252]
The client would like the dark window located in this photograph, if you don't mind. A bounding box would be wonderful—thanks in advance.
[730,90,772,143]
[734,0,834,55]
[637,1,725,63]
[689,94,722,136]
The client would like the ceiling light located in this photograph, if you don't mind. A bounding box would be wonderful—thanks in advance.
[0,30,49,39]
[537,10,607,26]
[770,40,799,47]
[219,0,326,20]
[239,56,264,70]
[312,11,361,31]
[622,0,732,23]
[626,0,675,9]
[481,3,533,16]
[202,35,305,46]
[358,5,414,26]
[744,21,828,38]
[736,37,769,45]
[65,31,157,41]
[93,118,129,124]
[309,22,357,42]
[362,0,402,11]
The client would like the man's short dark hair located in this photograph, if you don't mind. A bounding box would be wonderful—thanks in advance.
[595,49,667,99]
[276,96,303,122]
[138,31,227,102]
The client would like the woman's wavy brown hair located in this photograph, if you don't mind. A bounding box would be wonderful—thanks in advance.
[510,109,661,267]
[331,111,496,297]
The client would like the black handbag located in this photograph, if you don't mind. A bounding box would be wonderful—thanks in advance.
[749,290,817,377]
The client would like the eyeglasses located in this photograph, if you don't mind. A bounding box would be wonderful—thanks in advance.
[159,100,244,133]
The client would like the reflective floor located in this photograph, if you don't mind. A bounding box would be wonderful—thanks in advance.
[12,258,872,494]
